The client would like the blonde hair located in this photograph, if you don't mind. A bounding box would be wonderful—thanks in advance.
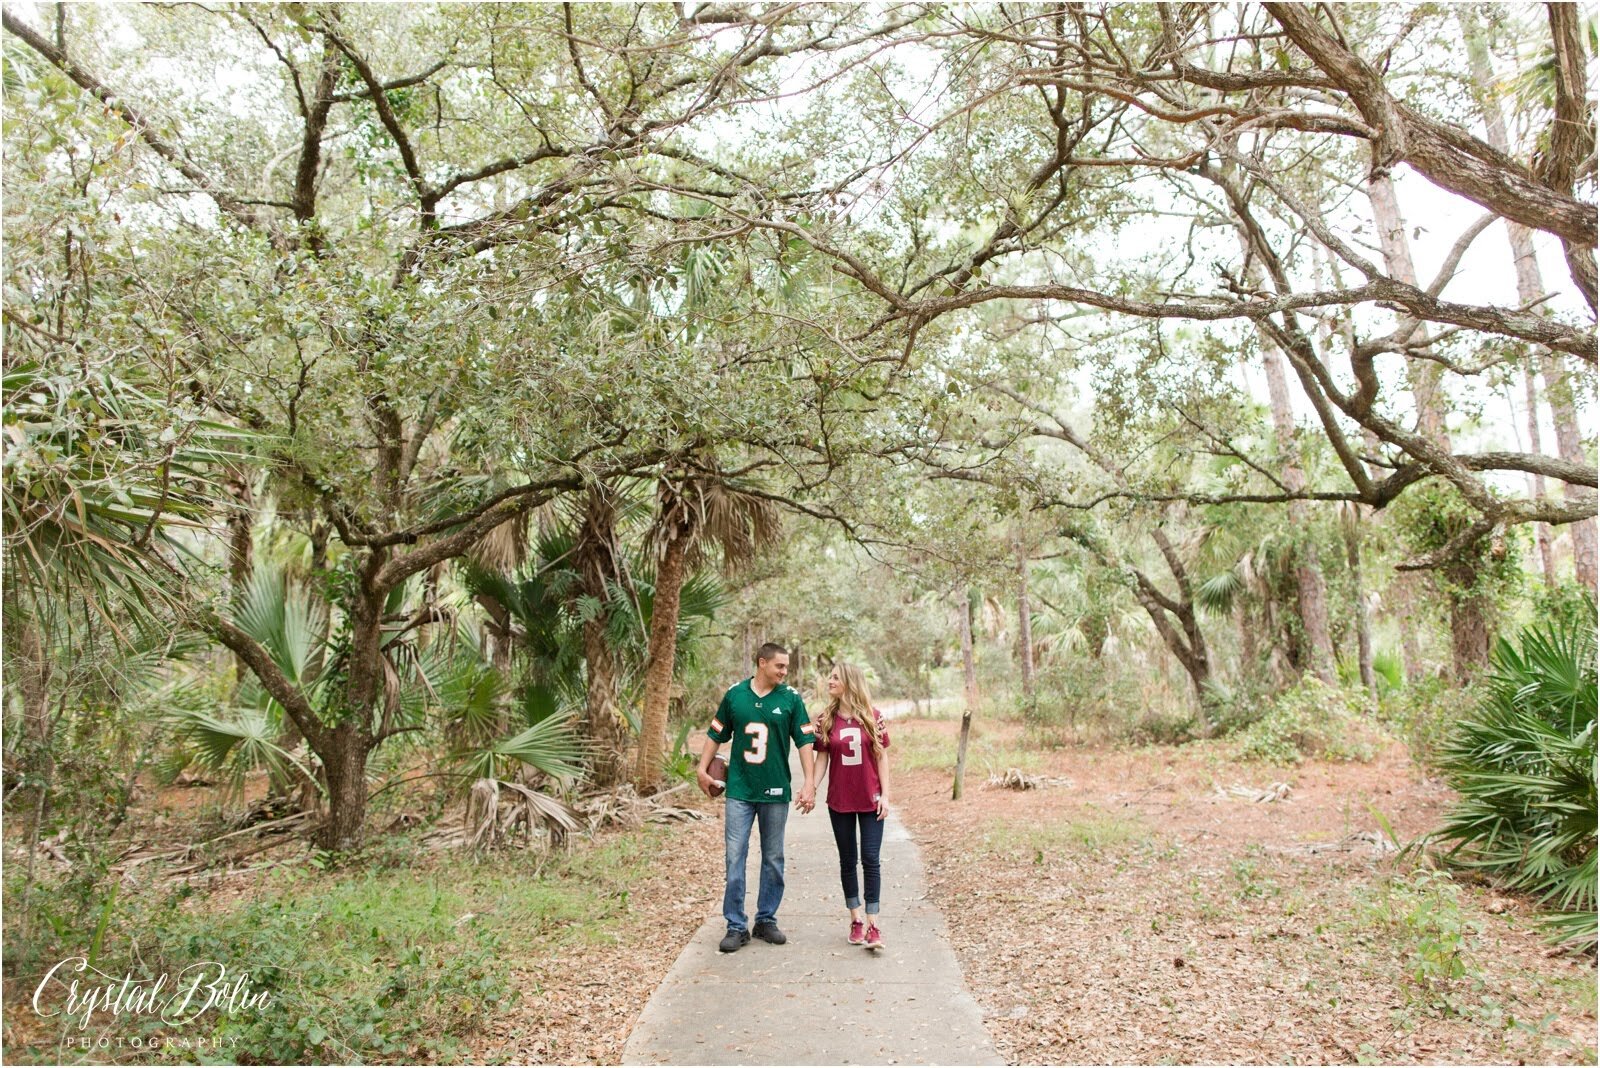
[817,661,883,762]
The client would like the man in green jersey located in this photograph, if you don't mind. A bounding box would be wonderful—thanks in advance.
[697,642,817,953]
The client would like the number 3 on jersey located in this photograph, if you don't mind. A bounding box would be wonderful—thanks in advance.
[743,722,769,764]
[839,726,863,766]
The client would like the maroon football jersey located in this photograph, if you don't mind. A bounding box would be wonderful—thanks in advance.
[817,709,890,812]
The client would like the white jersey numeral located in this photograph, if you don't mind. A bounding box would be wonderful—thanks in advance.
[839,726,863,766]
[744,722,769,764]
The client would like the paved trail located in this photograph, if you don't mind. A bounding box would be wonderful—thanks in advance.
[624,749,1000,1066]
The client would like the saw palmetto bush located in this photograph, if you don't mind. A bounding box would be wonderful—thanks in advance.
[1434,601,1598,950]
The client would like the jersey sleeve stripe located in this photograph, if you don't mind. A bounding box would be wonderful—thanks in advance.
[710,717,724,733]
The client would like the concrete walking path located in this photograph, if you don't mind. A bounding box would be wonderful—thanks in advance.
[623,768,1002,1066]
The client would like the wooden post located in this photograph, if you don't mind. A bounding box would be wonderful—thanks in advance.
[953,588,978,801]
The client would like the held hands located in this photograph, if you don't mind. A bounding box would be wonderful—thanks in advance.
[795,784,817,814]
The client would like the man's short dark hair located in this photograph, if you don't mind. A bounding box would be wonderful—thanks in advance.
[755,642,788,664]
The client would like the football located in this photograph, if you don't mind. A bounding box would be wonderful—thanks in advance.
[707,755,729,798]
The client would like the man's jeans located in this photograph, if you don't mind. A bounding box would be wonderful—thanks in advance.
[723,798,788,932]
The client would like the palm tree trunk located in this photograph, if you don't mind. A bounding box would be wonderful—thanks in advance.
[1342,504,1377,695]
[576,486,630,786]
[583,617,629,787]
[634,534,688,793]
[1015,529,1035,712]
[225,471,255,693]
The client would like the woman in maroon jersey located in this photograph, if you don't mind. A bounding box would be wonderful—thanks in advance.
[807,661,892,950]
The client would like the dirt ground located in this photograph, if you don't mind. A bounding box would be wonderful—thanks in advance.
[464,798,725,1065]
[890,717,1598,1066]
[10,731,1593,1066]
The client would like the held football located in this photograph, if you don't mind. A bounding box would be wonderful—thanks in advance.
[707,755,729,798]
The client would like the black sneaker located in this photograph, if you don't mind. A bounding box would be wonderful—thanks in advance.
[718,928,750,953]
[752,921,787,945]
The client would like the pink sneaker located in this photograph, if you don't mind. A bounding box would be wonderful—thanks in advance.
[848,920,866,945]
[865,925,884,951]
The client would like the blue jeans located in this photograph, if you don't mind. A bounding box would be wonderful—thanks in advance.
[723,798,788,932]
[828,808,885,914]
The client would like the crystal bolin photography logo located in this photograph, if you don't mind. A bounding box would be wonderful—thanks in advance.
[33,956,275,1031]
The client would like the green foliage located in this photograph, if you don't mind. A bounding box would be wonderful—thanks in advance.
[1433,605,1598,949]
[1358,867,1483,1001]
[1234,677,1387,765]
[2,362,260,625]
[458,708,586,784]
[10,820,678,1063]
[1378,676,1480,769]
[1388,482,1525,608]
[980,811,1149,860]
[661,720,700,786]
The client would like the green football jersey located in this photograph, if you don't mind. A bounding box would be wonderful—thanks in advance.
[706,678,813,803]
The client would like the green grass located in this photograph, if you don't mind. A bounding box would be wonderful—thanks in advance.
[891,721,1045,775]
[6,825,671,1064]
[980,810,1150,860]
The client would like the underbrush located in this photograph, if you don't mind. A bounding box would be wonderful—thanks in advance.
[1432,606,1597,951]
[1354,866,1483,1007]
[1230,678,1388,765]
[4,821,670,1064]
[1378,676,1481,768]
[889,716,1044,776]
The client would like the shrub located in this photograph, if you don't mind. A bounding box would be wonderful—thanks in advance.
[1234,677,1386,765]
[1357,867,1482,1003]
[1433,604,1597,950]
[1378,676,1481,769]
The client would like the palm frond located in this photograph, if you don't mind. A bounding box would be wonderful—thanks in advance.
[1434,603,1598,949]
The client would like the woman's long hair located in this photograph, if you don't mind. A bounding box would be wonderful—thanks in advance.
[817,661,883,762]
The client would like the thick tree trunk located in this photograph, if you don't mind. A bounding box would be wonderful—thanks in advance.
[1239,241,1338,683]
[1445,562,1493,683]
[635,535,688,793]
[583,617,630,788]
[953,591,977,801]
[318,724,369,852]
[1132,581,1212,722]
[576,486,630,787]
[310,586,385,849]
